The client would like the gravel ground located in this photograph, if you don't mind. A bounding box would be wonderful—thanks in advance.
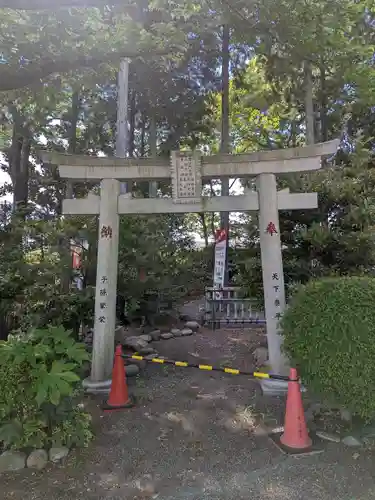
[2,326,375,500]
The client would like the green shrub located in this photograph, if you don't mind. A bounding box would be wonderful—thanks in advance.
[281,276,375,421]
[0,326,93,450]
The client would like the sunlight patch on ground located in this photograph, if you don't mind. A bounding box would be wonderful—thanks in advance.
[196,390,227,401]
[164,411,195,434]
[221,405,258,432]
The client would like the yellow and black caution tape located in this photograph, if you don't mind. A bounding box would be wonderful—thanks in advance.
[122,354,290,381]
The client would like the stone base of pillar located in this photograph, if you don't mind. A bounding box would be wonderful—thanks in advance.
[82,378,112,395]
[82,365,140,394]
[259,379,307,396]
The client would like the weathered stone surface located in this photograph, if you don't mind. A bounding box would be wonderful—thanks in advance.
[259,379,289,396]
[123,336,149,351]
[115,327,143,345]
[316,431,341,443]
[161,333,173,340]
[0,451,26,472]
[26,449,48,470]
[150,330,161,341]
[342,435,362,447]
[184,321,200,332]
[125,364,140,377]
[49,447,70,463]
[139,334,152,343]
[137,347,157,355]
[253,347,269,367]
[181,328,193,336]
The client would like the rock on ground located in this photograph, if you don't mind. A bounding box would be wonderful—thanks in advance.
[184,321,200,331]
[115,326,142,345]
[126,364,140,377]
[316,431,341,443]
[123,336,149,351]
[49,447,70,463]
[181,328,193,336]
[161,333,173,340]
[171,328,182,337]
[342,435,362,447]
[26,449,48,470]
[0,451,26,472]
[139,334,152,343]
[150,330,161,341]
[137,347,157,355]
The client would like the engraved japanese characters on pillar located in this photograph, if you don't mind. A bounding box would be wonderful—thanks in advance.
[97,275,108,324]
[100,225,113,239]
[272,272,283,320]
[170,151,202,204]
[266,222,278,236]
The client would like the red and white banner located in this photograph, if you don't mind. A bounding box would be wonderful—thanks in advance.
[70,239,88,290]
[72,248,81,270]
[213,228,227,294]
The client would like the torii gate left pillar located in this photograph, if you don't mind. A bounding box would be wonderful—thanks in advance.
[92,179,120,381]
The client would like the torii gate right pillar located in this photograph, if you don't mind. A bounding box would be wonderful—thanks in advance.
[258,173,288,375]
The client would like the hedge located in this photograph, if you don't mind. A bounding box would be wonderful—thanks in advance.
[281,276,375,420]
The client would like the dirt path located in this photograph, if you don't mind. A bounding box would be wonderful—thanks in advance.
[2,326,375,500]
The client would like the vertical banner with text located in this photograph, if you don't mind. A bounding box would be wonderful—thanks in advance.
[71,239,83,290]
[213,228,228,298]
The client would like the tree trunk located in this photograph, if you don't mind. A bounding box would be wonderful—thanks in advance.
[149,110,158,197]
[320,64,328,142]
[304,60,315,146]
[66,90,79,198]
[61,90,79,293]
[116,58,130,195]
[198,212,209,248]
[220,24,230,284]
[19,137,30,208]
[10,121,25,211]
[128,89,136,157]
[140,116,146,157]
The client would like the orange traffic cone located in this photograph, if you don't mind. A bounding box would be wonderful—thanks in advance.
[280,368,312,451]
[102,345,134,411]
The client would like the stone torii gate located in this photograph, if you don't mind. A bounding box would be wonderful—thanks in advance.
[42,139,338,383]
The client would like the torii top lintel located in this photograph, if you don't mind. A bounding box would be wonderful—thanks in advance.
[40,139,339,181]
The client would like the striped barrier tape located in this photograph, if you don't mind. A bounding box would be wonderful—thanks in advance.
[122,353,290,381]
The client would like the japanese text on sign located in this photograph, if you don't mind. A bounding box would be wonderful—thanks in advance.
[171,152,202,203]
[177,156,197,198]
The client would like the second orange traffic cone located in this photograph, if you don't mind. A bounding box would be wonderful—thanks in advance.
[280,368,312,450]
[102,345,134,411]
